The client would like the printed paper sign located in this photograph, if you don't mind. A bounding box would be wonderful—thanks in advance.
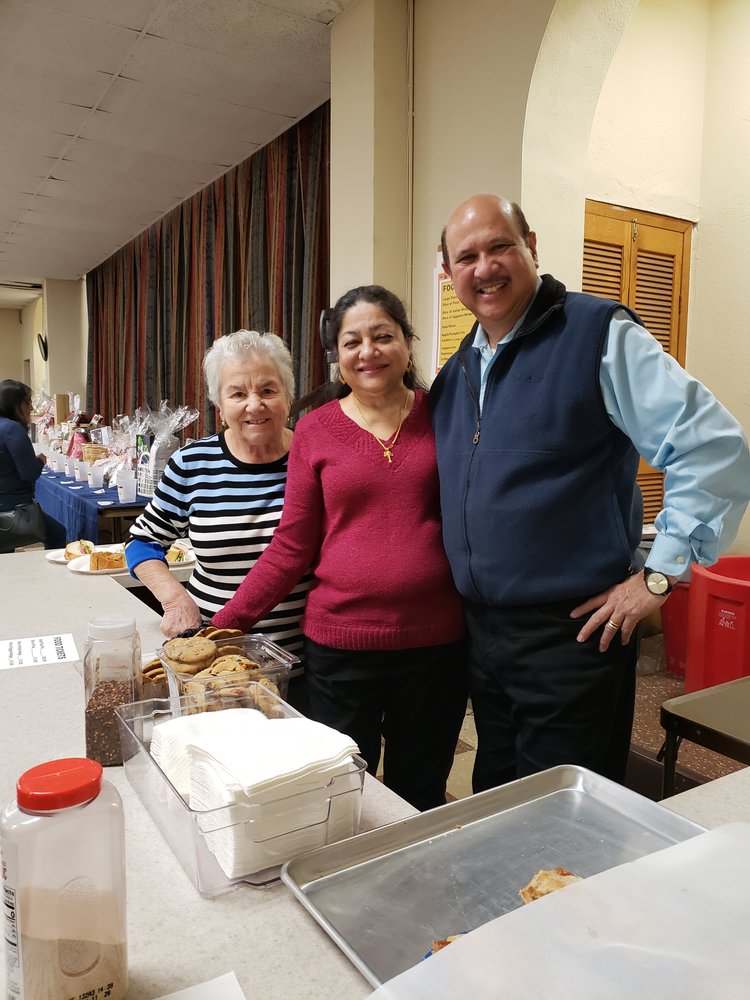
[0,633,79,669]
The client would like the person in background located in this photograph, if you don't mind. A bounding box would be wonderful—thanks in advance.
[125,330,311,664]
[431,192,750,793]
[0,379,66,551]
[211,286,467,812]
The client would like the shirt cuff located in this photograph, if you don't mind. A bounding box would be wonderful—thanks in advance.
[646,533,695,580]
[125,538,167,578]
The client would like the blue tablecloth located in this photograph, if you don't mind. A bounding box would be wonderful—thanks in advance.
[35,470,148,543]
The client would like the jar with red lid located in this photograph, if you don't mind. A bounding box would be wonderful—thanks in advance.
[0,757,127,999]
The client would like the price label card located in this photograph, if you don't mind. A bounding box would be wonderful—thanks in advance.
[0,634,79,669]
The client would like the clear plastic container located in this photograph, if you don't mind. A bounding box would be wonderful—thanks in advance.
[0,757,128,999]
[84,616,142,766]
[116,689,366,896]
[160,633,296,716]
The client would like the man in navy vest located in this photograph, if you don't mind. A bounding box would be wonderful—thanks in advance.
[430,193,750,791]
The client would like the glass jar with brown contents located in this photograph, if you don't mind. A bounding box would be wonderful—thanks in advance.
[83,616,142,766]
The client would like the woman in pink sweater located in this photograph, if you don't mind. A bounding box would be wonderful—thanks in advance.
[212,286,467,810]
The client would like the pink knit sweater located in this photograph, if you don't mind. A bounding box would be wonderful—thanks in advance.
[212,390,465,649]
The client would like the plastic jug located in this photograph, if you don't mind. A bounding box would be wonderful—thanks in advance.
[0,757,128,998]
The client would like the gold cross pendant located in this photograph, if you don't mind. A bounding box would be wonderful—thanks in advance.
[383,447,393,463]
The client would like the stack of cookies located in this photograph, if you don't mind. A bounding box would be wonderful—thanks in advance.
[158,629,287,714]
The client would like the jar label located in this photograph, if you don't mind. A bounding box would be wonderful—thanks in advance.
[1,839,25,997]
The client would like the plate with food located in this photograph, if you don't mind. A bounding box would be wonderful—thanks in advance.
[45,539,96,563]
[45,548,71,564]
[67,542,194,574]
[67,546,129,575]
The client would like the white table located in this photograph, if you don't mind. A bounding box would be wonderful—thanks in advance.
[0,550,417,999]
[2,550,750,998]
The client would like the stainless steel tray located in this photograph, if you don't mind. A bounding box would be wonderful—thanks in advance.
[281,765,705,987]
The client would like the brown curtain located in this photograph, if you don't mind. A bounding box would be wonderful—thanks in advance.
[86,103,329,438]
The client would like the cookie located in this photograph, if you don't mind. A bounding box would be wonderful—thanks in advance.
[208,654,260,675]
[211,644,246,658]
[162,636,217,673]
[254,677,283,716]
[194,626,243,640]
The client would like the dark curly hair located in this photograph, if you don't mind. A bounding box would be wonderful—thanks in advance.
[0,380,32,427]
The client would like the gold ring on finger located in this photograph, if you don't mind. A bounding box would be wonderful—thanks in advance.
[605,619,622,631]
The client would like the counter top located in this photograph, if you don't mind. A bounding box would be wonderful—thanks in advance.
[0,549,417,999]
[2,549,750,998]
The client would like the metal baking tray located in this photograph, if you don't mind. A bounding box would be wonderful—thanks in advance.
[281,765,705,987]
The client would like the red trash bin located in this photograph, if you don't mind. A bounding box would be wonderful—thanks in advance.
[660,582,689,677]
[685,556,750,693]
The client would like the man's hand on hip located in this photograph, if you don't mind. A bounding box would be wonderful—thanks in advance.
[570,574,668,652]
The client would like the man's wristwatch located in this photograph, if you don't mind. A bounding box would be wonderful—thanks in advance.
[643,568,675,597]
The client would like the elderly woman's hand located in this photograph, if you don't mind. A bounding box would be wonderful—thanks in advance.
[160,590,203,638]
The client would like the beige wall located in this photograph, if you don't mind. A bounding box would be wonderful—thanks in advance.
[0,310,25,381]
[688,0,750,551]
[330,0,409,301]
[43,278,87,402]
[586,0,707,222]
[524,0,639,288]
[1,299,45,392]
[409,0,556,376]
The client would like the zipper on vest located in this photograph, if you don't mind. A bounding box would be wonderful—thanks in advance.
[473,420,481,445]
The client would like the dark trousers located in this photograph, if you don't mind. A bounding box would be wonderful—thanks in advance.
[465,599,638,793]
[303,638,468,812]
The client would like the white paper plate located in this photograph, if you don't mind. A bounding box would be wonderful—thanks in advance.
[67,547,194,575]
[48,543,123,565]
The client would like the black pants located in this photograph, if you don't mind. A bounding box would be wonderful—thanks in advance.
[465,599,638,793]
[303,638,468,812]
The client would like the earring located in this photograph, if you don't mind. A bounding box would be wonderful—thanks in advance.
[338,371,347,386]
[220,418,228,430]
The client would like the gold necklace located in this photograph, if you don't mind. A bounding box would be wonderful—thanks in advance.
[352,391,410,464]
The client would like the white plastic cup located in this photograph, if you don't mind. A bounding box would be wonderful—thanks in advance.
[88,467,104,488]
[76,461,89,482]
[117,471,136,503]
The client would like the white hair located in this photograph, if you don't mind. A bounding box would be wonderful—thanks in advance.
[203,330,295,405]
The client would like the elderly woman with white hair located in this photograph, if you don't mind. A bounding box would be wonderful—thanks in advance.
[125,330,310,651]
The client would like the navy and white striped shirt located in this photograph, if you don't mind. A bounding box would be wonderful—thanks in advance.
[126,432,310,657]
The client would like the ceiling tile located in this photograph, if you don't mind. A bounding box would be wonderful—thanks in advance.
[0,0,354,303]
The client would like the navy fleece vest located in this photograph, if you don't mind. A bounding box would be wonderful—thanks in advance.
[430,280,642,606]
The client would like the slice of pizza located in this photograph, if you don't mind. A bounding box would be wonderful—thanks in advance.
[519,866,583,904]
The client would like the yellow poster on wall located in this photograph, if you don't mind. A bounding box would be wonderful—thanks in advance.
[432,252,475,374]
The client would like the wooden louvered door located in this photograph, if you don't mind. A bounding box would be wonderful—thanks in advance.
[583,200,692,523]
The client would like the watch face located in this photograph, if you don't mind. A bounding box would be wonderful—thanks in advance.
[645,570,669,595]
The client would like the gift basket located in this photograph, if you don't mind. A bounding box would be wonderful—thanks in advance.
[134,402,199,497]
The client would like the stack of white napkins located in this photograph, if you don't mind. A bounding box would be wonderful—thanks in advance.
[150,709,362,878]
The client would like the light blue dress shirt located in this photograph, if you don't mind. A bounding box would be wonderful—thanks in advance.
[473,281,750,579]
